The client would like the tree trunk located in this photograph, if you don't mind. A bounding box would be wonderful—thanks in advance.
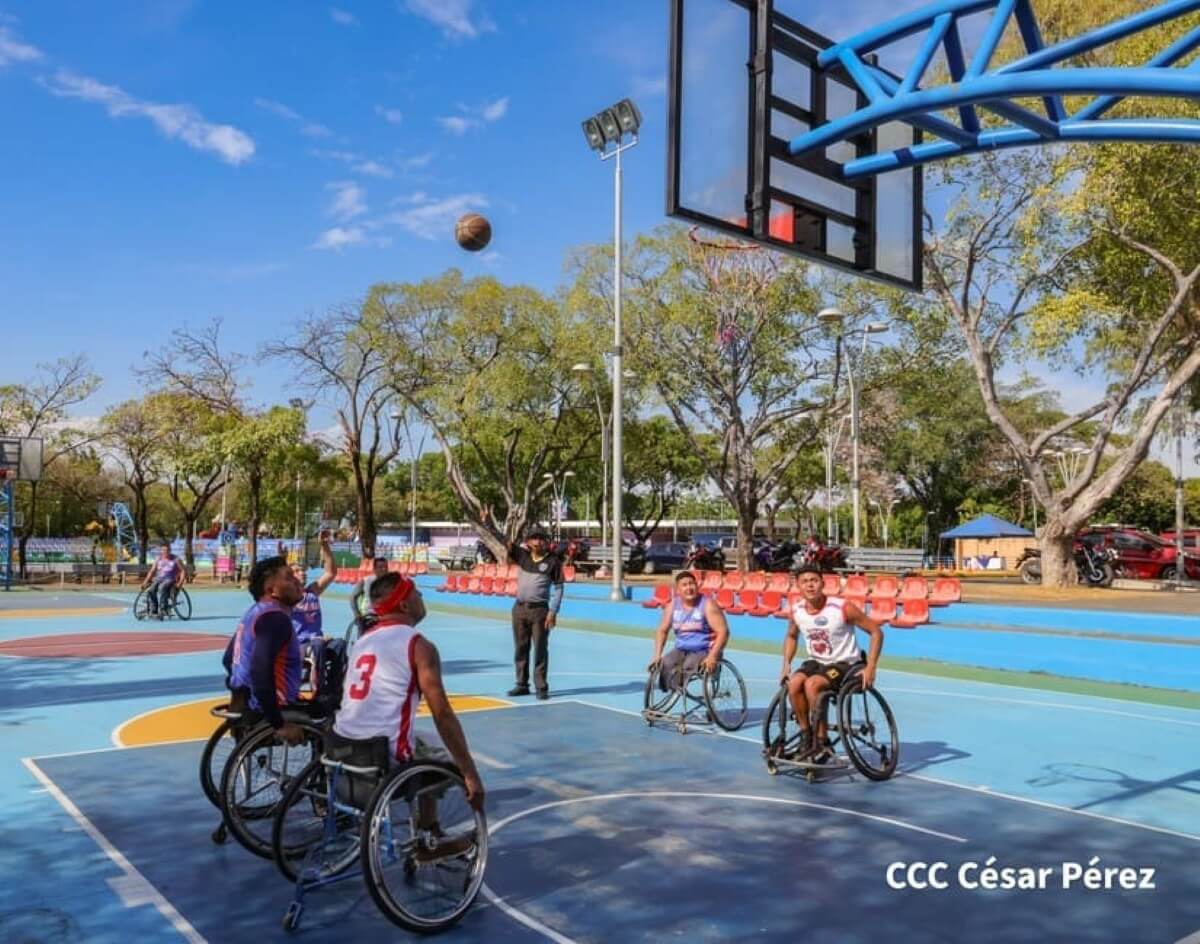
[765,503,778,543]
[735,502,758,571]
[358,479,377,558]
[134,490,149,567]
[183,514,196,577]
[1038,520,1077,587]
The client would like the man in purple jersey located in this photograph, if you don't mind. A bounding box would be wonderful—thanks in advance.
[141,541,184,619]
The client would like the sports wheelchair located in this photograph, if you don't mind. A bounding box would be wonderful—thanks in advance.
[271,732,487,933]
[761,662,899,782]
[643,655,747,733]
[133,585,192,621]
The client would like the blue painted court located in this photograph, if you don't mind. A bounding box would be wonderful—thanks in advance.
[3,584,1199,943]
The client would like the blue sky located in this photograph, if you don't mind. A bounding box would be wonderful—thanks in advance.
[1,0,1193,472]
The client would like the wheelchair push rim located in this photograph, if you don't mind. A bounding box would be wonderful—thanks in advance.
[132,590,150,621]
[837,681,900,781]
[219,721,324,858]
[360,761,487,933]
[703,659,747,731]
[642,664,682,722]
[171,588,192,620]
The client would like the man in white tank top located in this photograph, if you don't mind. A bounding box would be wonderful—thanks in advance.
[335,572,485,812]
[782,564,884,762]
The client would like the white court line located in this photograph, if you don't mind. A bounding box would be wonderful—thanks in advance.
[1175,929,1200,944]
[481,787,964,944]
[21,757,207,944]
[562,698,1200,845]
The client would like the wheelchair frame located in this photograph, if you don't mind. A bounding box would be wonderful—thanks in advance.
[133,585,192,621]
[642,656,748,733]
[761,666,899,783]
[274,752,488,933]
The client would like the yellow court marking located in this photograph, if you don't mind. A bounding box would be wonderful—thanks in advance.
[114,693,513,747]
[0,607,124,620]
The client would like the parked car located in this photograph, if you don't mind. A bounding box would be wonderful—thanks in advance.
[1079,526,1200,581]
[628,541,691,576]
[690,533,738,554]
[1160,529,1200,552]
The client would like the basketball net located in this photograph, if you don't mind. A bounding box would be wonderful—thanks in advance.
[687,226,766,359]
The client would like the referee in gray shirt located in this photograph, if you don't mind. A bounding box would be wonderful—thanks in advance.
[506,527,564,700]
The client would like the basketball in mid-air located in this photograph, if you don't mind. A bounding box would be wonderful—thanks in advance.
[455,213,492,252]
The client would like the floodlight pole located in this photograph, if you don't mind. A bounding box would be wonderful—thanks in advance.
[1175,398,1186,591]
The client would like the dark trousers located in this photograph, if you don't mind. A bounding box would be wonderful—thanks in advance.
[511,601,551,692]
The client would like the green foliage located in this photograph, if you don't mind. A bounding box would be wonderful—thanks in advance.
[1096,460,1178,532]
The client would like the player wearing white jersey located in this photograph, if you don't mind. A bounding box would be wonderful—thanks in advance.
[781,564,884,762]
[334,572,485,813]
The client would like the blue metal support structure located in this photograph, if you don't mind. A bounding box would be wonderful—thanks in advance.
[110,501,138,563]
[1,481,12,591]
[788,0,1200,177]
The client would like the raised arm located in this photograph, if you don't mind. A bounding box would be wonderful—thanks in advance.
[312,535,337,595]
[413,636,485,810]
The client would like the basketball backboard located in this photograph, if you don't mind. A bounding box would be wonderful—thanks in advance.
[0,437,44,482]
[666,0,922,290]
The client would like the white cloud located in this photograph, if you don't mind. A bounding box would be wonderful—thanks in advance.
[313,148,394,178]
[401,151,435,170]
[436,96,508,136]
[326,180,367,221]
[375,105,403,125]
[256,97,332,139]
[329,7,358,26]
[379,191,488,241]
[437,115,475,136]
[480,96,508,121]
[632,74,667,97]
[404,0,494,40]
[46,70,254,165]
[0,25,42,66]
[313,226,367,250]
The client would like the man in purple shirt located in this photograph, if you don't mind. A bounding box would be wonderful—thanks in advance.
[141,542,184,619]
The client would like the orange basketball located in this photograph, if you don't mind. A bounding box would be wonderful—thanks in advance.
[455,213,492,252]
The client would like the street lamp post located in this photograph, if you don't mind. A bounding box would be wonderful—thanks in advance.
[823,414,849,541]
[542,471,576,542]
[818,309,888,549]
[869,498,900,547]
[582,97,641,602]
[572,363,610,550]
[1174,398,1186,591]
[390,410,425,556]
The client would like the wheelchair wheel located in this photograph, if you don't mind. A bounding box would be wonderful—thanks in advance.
[170,588,193,621]
[132,590,150,621]
[360,762,487,933]
[219,720,324,858]
[272,759,361,883]
[703,660,747,731]
[200,718,245,808]
[761,687,803,774]
[642,664,681,722]
[837,680,899,781]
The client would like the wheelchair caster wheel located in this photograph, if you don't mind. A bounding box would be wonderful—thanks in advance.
[766,760,778,776]
[211,823,227,844]
[804,770,816,784]
[282,902,303,931]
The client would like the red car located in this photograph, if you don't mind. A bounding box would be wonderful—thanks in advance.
[1080,526,1200,581]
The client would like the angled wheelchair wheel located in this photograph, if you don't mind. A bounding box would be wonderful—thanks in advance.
[219,720,324,858]
[703,660,747,731]
[170,588,192,621]
[272,759,361,883]
[200,718,245,808]
[360,762,487,933]
[837,681,899,781]
[761,686,802,774]
[643,664,681,723]
[132,590,150,621]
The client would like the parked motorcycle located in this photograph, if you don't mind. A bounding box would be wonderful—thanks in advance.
[1018,544,1116,587]
[684,543,726,572]
[797,539,847,574]
[754,539,805,572]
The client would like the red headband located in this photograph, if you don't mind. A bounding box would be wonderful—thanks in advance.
[374,575,415,616]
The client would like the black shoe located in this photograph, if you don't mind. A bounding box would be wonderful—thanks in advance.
[536,690,550,701]
[507,686,530,697]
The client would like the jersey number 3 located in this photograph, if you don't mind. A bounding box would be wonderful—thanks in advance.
[348,654,377,700]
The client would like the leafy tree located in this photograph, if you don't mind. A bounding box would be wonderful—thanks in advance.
[221,407,306,563]
[1096,460,1176,532]
[101,398,162,564]
[620,415,706,544]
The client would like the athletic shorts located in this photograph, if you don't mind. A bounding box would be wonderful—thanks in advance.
[795,660,855,691]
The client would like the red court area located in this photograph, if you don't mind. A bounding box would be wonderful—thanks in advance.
[0,632,228,658]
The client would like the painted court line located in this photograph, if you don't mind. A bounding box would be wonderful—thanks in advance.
[21,757,207,944]
[563,698,1200,846]
[883,686,1200,727]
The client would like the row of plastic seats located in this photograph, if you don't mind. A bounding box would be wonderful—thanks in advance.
[689,570,960,604]
[642,585,939,628]
[334,561,429,584]
[463,563,578,583]
[437,573,519,597]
